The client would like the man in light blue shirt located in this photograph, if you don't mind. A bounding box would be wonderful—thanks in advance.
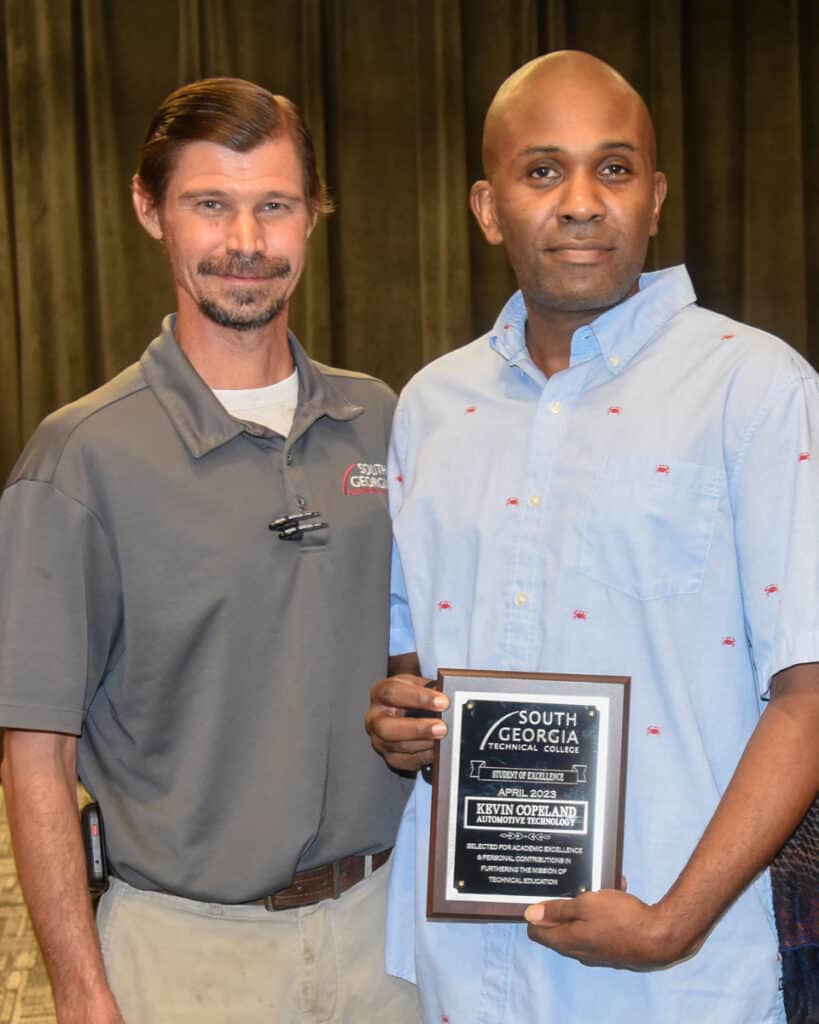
[366,51,819,1023]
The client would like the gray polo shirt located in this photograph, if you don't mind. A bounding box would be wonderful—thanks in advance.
[0,317,411,902]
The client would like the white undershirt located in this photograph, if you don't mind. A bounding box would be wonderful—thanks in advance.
[212,368,299,437]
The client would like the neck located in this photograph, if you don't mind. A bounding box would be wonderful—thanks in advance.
[174,298,294,389]
[524,304,597,378]
[523,280,640,377]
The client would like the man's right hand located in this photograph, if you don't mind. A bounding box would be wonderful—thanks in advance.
[365,655,449,772]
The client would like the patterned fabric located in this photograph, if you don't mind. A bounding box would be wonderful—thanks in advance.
[385,265,819,1023]
[772,797,819,1023]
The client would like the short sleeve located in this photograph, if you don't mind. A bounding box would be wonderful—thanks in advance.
[0,480,121,733]
[732,372,819,695]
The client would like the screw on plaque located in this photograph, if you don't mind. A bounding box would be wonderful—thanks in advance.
[458,880,465,888]
[466,701,475,710]
[588,708,595,718]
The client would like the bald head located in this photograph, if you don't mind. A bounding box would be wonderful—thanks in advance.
[469,49,667,322]
[482,51,657,178]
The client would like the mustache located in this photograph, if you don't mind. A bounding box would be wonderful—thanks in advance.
[197,254,291,279]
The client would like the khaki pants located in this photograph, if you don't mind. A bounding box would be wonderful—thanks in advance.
[97,860,418,1023]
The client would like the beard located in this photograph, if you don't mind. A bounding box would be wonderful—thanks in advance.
[196,253,291,332]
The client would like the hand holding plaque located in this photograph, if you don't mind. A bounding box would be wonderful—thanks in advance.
[427,670,630,921]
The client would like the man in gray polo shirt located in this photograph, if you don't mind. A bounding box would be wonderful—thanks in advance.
[0,79,415,1023]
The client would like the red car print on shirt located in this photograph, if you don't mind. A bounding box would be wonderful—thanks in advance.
[438,600,453,611]
[764,584,779,596]
[608,406,622,415]
[506,497,519,507]
[572,609,588,620]
[722,636,737,647]
[656,464,671,475]
[799,452,811,462]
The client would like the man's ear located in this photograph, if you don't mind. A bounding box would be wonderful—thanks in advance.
[132,176,164,241]
[649,171,668,238]
[469,179,504,246]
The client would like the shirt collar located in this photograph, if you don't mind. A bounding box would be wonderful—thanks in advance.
[140,315,362,459]
[489,265,697,375]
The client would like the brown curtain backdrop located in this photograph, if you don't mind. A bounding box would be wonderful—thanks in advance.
[1,0,818,480]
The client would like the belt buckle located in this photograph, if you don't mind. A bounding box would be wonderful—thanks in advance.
[332,860,342,899]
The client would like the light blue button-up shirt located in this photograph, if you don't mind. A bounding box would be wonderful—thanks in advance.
[385,266,819,1024]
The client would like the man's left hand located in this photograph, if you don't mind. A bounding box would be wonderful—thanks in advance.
[524,889,692,970]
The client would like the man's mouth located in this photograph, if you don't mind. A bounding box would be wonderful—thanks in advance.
[544,242,615,263]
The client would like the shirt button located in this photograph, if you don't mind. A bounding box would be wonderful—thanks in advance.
[527,495,541,507]
[549,401,561,414]
[515,593,528,607]
[610,355,621,367]
[286,452,293,466]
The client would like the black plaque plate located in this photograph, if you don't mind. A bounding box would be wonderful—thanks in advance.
[427,669,629,921]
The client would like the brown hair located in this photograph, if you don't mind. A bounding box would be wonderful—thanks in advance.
[134,77,333,215]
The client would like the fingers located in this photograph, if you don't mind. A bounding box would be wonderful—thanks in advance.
[371,714,445,744]
[524,897,580,927]
[365,673,450,771]
[370,674,448,714]
[378,745,437,772]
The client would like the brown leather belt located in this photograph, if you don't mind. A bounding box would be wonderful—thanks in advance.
[255,849,392,911]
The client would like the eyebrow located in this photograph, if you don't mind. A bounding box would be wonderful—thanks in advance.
[178,188,303,202]
[518,141,639,158]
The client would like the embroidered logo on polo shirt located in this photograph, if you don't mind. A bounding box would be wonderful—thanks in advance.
[342,462,387,495]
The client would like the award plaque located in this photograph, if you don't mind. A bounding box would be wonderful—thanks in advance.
[427,669,629,921]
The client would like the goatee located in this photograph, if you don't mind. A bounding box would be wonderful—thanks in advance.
[197,295,287,331]
[196,252,291,331]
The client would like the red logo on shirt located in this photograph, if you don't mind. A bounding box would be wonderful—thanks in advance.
[721,333,736,340]
[465,405,477,414]
[342,462,387,495]
[798,452,811,462]
[607,406,622,415]
[722,636,737,647]
[646,725,662,736]
[438,600,453,611]
[764,584,779,596]
[655,464,671,475]
[506,497,519,507]
[572,609,588,620]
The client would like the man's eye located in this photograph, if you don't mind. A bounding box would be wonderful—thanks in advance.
[601,163,629,177]
[198,199,222,210]
[531,166,558,180]
[263,201,283,212]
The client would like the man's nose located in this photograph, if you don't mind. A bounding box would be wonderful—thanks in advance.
[556,171,605,223]
[226,210,265,253]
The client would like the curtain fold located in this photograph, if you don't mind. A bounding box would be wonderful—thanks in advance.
[0,0,817,479]
[0,4,815,1018]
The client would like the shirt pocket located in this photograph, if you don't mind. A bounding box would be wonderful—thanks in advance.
[576,456,723,600]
